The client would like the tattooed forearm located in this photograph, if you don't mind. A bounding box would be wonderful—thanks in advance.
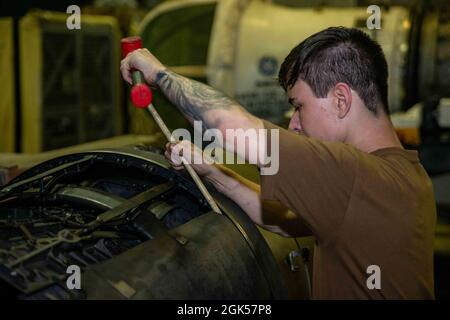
[155,69,241,129]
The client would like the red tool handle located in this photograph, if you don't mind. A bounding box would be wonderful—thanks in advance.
[121,36,153,108]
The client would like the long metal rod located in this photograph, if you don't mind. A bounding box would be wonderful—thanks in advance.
[146,103,222,214]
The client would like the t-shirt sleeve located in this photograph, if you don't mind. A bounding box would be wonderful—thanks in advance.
[260,120,359,242]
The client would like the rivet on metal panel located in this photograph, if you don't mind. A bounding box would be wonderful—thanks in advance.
[108,280,136,299]
[172,235,189,246]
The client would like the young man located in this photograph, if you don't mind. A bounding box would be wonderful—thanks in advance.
[120,27,436,299]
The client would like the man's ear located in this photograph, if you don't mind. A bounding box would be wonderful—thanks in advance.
[332,82,352,119]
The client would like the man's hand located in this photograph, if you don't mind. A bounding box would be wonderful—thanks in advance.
[120,48,165,86]
[164,140,218,178]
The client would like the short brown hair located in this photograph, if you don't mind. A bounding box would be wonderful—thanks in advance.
[279,27,389,114]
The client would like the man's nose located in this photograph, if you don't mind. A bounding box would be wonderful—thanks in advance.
[288,110,302,133]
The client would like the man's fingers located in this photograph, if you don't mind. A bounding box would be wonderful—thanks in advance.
[164,148,182,166]
[164,141,215,177]
[165,140,209,167]
[167,142,179,154]
[119,61,132,85]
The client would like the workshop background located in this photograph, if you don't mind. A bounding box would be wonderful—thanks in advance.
[0,0,449,300]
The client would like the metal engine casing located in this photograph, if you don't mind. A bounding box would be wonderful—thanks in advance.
[0,146,287,299]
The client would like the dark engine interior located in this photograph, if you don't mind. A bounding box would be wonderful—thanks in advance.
[0,148,212,299]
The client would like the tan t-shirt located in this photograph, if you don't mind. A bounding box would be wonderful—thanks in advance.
[260,121,436,299]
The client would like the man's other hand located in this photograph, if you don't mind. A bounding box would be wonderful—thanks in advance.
[164,141,217,178]
[120,48,166,86]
